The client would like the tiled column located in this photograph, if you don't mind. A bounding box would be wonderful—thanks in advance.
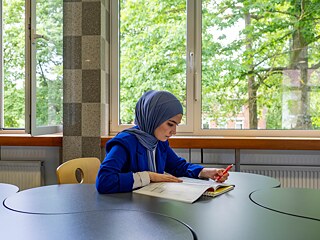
[63,0,109,162]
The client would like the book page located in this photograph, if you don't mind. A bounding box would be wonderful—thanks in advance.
[134,181,212,203]
[179,177,232,190]
[134,177,235,203]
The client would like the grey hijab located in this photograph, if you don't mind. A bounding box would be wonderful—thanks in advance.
[123,90,183,171]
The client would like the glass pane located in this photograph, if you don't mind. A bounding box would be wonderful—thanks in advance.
[35,0,63,127]
[119,0,187,124]
[201,0,320,130]
[3,0,25,128]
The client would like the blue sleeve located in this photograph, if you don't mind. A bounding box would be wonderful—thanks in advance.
[96,144,134,193]
[164,146,203,178]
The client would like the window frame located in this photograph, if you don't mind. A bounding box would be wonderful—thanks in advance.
[110,0,196,135]
[1,0,62,135]
[110,0,194,135]
[110,0,320,138]
[28,0,62,135]
[0,0,3,129]
[0,0,26,132]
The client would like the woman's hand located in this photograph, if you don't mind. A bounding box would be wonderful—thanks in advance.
[148,172,183,183]
[199,168,229,183]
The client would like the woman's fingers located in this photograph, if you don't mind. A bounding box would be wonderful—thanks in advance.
[149,172,182,183]
[162,174,182,182]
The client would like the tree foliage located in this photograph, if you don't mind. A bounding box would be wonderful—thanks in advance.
[4,0,319,130]
[3,0,62,128]
[35,0,63,127]
[119,0,320,130]
[3,0,25,127]
[201,0,320,129]
[119,0,187,124]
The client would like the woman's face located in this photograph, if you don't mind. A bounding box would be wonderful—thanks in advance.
[154,114,182,141]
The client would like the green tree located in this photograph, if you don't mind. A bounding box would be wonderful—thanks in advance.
[35,0,63,126]
[3,0,63,128]
[120,0,186,124]
[3,0,25,127]
[202,0,320,129]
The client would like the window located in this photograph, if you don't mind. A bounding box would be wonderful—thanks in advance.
[235,119,244,130]
[0,0,62,135]
[1,0,25,130]
[111,0,192,133]
[110,0,320,137]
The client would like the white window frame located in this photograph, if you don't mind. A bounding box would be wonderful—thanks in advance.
[0,0,25,133]
[27,0,62,135]
[109,0,320,138]
[110,0,195,135]
[0,0,62,135]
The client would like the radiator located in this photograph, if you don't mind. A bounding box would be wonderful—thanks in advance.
[241,165,320,189]
[0,160,44,190]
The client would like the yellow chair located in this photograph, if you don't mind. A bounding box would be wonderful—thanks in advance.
[56,157,101,184]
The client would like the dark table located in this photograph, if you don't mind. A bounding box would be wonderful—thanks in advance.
[0,183,19,201]
[4,172,278,214]
[250,187,320,221]
[1,172,320,240]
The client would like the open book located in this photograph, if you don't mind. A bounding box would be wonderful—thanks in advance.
[133,177,235,203]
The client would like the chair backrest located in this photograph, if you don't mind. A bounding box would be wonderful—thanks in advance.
[56,157,101,184]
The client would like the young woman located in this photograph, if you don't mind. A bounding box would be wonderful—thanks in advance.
[96,90,229,193]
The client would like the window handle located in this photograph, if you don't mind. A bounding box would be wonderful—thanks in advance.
[189,52,194,73]
[190,52,199,101]
[31,29,48,43]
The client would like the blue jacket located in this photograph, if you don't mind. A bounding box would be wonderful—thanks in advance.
[96,132,204,193]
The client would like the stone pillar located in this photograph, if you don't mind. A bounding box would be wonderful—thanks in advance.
[63,0,109,162]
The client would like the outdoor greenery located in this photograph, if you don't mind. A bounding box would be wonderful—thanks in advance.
[119,0,320,130]
[3,0,25,127]
[3,0,319,130]
[119,0,187,124]
[35,0,63,127]
[3,0,62,128]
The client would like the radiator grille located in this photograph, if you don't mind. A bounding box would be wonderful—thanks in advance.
[0,160,44,190]
[241,165,320,189]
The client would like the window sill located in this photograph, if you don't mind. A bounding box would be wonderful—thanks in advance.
[0,134,320,150]
[102,136,320,150]
[0,134,62,146]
